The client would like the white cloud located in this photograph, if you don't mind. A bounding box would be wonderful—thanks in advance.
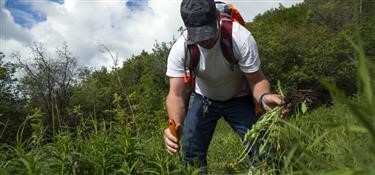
[228,0,303,22]
[0,3,33,44]
[0,0,302,69]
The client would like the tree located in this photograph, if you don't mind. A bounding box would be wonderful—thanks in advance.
[0,52,27,144]
[249,3,359,104]
[305,0,356,31]
[14,42,77,135]
[0,52,16,100]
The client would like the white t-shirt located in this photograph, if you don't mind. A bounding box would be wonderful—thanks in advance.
[166,22,260,101]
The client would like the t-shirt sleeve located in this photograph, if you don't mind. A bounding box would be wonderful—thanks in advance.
[166,36,186,78]
[233,23,261,73]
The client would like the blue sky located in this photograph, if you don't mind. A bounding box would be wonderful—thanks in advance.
[126,0,149,11]
[5,0,65,28]
[5,0,148,29]
[5,0,47,28]
[1,0,303,68]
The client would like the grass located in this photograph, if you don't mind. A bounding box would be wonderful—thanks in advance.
[0,96,374,175]
[1,37,374,175]
[207,99,375,175]
[208,118,245,174]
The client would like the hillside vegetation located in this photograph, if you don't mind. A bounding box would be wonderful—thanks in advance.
[1,1,375,174]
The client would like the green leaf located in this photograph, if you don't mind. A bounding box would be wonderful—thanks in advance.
[277,80,284,97]
[301,101,307,114]
[346,35,373,105]
[346,125,368,133]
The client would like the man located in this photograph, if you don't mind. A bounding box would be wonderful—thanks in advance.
[164,0,285,169]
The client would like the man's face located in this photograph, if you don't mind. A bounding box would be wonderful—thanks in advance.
[197,17,220,49]
[197,35,218,49]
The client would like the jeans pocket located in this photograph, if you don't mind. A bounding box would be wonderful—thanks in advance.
[201,96,212,118]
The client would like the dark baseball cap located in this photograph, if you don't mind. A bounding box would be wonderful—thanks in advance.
[180,0,218,44]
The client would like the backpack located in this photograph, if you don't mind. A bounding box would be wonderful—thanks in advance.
[183,2,262,114]
[183,1,246,86]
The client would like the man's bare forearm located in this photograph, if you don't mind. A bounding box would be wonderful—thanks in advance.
[245,70,271,103]
[252,79,271,103]
[166,93,188,128]
[166,77,190,128]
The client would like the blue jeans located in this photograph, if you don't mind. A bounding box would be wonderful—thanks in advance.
[182,93,259,167]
